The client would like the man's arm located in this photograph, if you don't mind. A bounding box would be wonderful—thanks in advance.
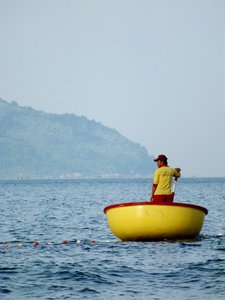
[174,168,181,178]
[150,184,157,201]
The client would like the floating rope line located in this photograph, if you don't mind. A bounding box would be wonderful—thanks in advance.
[0,239,96,248]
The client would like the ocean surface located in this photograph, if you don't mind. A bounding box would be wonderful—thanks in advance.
[0,178,225,300]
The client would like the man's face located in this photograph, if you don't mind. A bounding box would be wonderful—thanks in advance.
[157,160,163,167]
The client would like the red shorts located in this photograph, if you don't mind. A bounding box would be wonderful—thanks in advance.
[152,194,174,203]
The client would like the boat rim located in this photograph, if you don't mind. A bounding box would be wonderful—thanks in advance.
[104,201,208,215]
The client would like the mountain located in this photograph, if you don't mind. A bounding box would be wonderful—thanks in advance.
[0,98,155,179]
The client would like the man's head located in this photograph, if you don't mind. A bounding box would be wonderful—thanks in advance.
[154,154,168,166]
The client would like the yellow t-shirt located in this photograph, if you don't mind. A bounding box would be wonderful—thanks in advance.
[153,166,180,195]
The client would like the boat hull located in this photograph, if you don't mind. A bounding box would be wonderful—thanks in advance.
[104,202,208,241]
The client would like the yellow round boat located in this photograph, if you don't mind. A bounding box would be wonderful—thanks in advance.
[104,202,208,241]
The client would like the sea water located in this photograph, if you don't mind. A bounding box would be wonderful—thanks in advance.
[0,178,225,300]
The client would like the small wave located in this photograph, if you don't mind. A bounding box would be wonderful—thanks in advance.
[0,267,18,275]
[202,232,225,239]
[0,288,11,294]
[78,287,100,294]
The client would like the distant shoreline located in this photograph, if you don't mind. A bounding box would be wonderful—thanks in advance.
[0,176,224,182]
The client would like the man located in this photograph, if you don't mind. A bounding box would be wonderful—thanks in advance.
[150,154,181,203]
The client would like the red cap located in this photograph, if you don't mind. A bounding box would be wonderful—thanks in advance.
[154,154,168,162]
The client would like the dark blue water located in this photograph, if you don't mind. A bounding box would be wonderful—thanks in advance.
[1,178,225,299]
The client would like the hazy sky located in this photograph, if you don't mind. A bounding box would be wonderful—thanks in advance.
[0,0,225,177]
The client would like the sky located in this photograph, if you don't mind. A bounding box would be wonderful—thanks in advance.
[0,0,225,177]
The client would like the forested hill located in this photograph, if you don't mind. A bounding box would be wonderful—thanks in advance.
[0,99,155,179]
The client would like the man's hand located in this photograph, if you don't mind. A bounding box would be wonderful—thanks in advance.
[175,168,181,173]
